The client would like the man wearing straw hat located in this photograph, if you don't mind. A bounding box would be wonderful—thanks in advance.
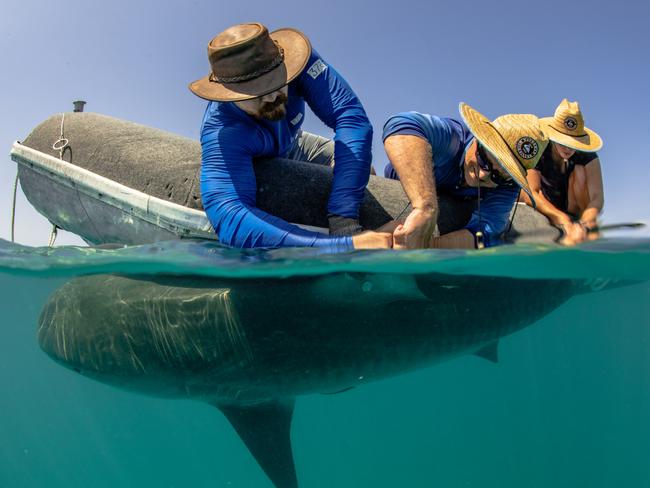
[520,99,604,245]
[189,22,391,252]
[383,103,548,249]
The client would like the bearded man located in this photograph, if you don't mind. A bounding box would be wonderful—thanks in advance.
[189,22,391,251]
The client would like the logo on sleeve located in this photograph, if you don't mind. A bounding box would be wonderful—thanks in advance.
[290,113,303,126]
[307,59,327,79]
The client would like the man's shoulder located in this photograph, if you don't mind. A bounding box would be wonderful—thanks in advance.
[202,102,257,134]
[394,112,464,132]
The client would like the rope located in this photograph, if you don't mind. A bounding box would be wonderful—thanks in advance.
[506,198,518,235]
[42,113,68,247]
[48,225,58,247]
[10,172,19,242]
[475,161,484,249]
[52,113,69,158]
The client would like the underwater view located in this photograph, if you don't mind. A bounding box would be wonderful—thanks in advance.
[1,238,649,488]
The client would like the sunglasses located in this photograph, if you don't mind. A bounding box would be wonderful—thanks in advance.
[476,144,516,188]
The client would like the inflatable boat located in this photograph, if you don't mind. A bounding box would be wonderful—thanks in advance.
[10,112,560,246]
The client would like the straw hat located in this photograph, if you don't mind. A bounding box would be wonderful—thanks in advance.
[189,23,311,102]
[540,99,602,152]
[459,103,549,202]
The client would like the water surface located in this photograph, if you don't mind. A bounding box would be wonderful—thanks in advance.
[1,238,648,487]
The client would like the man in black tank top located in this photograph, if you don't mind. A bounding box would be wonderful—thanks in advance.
[521,100,604,245]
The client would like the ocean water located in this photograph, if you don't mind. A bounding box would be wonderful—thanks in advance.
[0,238,649,488]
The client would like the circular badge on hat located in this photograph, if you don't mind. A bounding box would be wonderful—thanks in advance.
[564,117,578,130]
[516,137,539,160]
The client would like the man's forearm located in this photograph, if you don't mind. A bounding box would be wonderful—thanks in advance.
[430,229,475,249]
[384,135,437,212]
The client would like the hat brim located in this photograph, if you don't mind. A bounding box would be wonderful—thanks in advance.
[540,118,603,152]
[459,103,534,203]
[188,28,312,102]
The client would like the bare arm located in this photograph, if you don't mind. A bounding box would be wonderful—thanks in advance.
[430,229,475,249]
[526,168,585,245]
[526,169,572,227]
[384,134,438,249]
[579,159,604,228]
[352,231,393,249]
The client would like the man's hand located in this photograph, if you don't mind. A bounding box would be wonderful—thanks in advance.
[392,207,437,250]
[352,231,393,249]
[559,222,587,246]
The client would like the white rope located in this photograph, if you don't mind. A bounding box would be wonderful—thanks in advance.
[475,157,484,249]
[10,113,68,246]
[44,112,67,247]
[52,113,69,158]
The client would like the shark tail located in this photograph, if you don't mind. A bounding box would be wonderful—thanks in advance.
[214,399,298,488]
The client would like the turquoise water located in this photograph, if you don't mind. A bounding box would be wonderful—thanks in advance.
[1,238,649,487]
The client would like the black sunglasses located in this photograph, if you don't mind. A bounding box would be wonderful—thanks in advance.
[476,144,516,188]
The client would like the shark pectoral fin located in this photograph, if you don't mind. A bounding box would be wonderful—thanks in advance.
[215,399,298,488]
[474,341,499,364]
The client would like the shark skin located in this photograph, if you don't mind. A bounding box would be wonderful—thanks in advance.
[37,272,605,487]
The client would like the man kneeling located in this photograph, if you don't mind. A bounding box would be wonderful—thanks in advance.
[383,103,548,249]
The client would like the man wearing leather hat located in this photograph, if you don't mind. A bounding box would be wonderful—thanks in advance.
[189,22,391,251]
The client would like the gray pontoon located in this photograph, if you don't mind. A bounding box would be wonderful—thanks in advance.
[10,112,559,246]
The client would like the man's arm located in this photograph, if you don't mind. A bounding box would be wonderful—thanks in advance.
[578,159,604,229]
[201,124,387,251]
[525,169,586,244]
[429,229,475,249]
[384,134,438,249]
[296,50,373,230]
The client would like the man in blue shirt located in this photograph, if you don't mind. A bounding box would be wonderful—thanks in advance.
[189,22,391,252]
[383,103,549,248]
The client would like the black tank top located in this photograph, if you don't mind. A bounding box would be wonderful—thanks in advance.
[534,147,598,211]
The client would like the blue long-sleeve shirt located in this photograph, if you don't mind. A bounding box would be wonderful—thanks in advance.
[383,112,519,247]
[200,48,373,251]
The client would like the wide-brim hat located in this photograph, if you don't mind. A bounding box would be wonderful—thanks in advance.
[540,99,602,152]
[189,23,311,102]
[459,103,549,203]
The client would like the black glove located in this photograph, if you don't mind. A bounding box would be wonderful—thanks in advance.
[328,215,363,236]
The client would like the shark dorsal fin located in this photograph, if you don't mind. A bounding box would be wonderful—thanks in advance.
[216,399,297,488]
[474,341,499,363]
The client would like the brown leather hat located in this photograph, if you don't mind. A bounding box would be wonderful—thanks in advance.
[189,23,311,102]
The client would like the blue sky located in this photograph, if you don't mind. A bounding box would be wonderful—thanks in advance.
[2,0,649,245]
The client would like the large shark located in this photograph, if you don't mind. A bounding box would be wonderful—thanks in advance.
[37,271,612,487]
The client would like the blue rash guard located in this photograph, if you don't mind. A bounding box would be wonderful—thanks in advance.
[200,49,373,252]
[383,112,519,247]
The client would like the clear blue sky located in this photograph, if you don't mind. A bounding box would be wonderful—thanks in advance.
[2,0,649,246]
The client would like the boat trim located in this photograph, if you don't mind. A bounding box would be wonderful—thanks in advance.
[10,142,217,240]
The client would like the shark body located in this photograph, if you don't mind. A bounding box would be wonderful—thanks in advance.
[38,272,597,487]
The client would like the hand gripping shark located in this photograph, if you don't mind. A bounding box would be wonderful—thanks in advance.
[37,271,616,487]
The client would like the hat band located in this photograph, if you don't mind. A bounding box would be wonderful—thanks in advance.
[551,123,588,138]
[210,46,285,84]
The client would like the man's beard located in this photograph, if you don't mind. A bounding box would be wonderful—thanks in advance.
[257,92,289,121]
